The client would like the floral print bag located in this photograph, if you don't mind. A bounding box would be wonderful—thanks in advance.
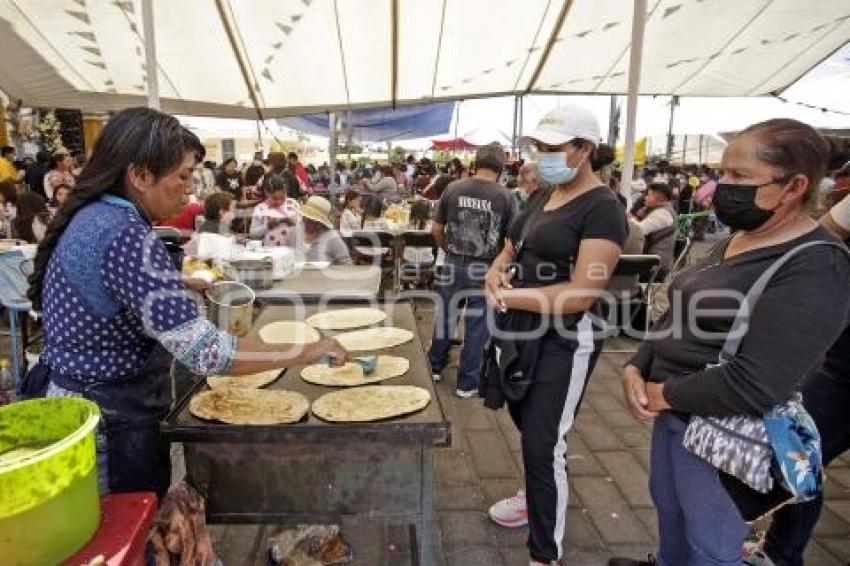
[682,241,841,501]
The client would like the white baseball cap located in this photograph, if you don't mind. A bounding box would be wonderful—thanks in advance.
[520,104,601,148]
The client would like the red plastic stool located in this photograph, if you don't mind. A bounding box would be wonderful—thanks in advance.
[64,492,157,566]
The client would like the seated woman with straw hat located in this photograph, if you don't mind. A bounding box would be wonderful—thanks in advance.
[300,195,353,266]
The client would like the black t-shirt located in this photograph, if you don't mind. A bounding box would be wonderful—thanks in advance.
[630,227,850,416]
[508,186,627,286]
[216,171,244,200]
[435,177,518,261]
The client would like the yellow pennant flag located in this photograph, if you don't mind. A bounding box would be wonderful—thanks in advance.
[616,138,647,165]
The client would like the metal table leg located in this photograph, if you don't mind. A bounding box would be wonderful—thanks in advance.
[418,447,437,566]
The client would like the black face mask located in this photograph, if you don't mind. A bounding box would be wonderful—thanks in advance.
[712,181,785,232]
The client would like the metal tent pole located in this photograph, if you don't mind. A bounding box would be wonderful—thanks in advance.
[329,113,338,177]
[512,95,519,157]
[608,95,619,147]
[141,0,160,110]
[621,0,648,207]
[665,95,679,160]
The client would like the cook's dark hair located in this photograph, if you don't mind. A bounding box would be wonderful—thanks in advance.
[222,157,237,168]
[28,106,205,310]
[204,191,233,221]
[738,118,830,203]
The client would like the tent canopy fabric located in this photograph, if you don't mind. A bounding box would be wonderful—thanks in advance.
[430,138,477,151]
[0,0,848,118]
[277,102,455,142]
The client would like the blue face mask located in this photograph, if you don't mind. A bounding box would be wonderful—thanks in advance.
[537,152,579,185]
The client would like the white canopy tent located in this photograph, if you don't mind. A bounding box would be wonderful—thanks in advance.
[1,0,848,118]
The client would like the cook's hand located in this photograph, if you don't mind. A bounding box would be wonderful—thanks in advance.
[621,364,657,421]
[646,382,671,413]
[306,338,350,367]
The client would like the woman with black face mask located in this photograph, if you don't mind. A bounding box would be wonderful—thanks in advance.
[609,119,850,566]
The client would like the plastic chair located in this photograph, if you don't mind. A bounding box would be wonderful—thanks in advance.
[399,231,438,290]
[603,254,662,354]
[349,230,397,289]
[64,492,158,566]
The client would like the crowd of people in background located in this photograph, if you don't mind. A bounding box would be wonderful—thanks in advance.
[4,102,850,566]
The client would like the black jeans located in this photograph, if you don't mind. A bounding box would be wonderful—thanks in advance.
[764,365,850,565]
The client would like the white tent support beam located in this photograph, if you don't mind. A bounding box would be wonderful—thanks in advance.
[512,95,519,154]
[621,0,648,207]
[390,0,399,108]
[141,0,160,110]
[524,0,573,94]
[214,0,267,124]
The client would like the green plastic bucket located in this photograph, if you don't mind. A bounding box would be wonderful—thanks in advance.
[0,398,101,565]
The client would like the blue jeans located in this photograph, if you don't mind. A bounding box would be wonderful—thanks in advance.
[650,412,750,566]
[428,258,491,391]
[764,365,850,565]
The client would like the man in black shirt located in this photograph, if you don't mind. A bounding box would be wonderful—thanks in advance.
[429,144,517,397]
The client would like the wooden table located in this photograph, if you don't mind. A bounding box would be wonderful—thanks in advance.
[161,301,450,565]
[254,265,382,302]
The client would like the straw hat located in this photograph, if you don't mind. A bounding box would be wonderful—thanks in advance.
[300,196,334,229]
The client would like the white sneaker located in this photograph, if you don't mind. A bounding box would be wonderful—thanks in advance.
[455,388,476,398]
[432,372,442,382]
[489,490,528,527]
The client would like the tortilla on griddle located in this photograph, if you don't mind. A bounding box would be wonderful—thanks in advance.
[333,327,413,352]
[300,355,409,387]
[311,385,430,422]
[189,388,309,425]
[305,308,387,330]
[206,368,282,390]
[259,321,321,345]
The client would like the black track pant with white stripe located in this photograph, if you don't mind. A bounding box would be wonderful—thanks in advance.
[508,315,602,563]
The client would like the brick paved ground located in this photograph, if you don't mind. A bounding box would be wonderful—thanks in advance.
[420,304,850,565]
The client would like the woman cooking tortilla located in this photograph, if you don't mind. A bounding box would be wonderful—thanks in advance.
[25,107,348,499]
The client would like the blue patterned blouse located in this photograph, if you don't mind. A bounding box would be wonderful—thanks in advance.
[42,195,236,384]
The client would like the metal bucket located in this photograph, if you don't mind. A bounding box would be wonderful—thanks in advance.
[206,281,255,337]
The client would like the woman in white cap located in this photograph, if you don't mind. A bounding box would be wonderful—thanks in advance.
[483,105,626,566]
[300,195,352,265]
